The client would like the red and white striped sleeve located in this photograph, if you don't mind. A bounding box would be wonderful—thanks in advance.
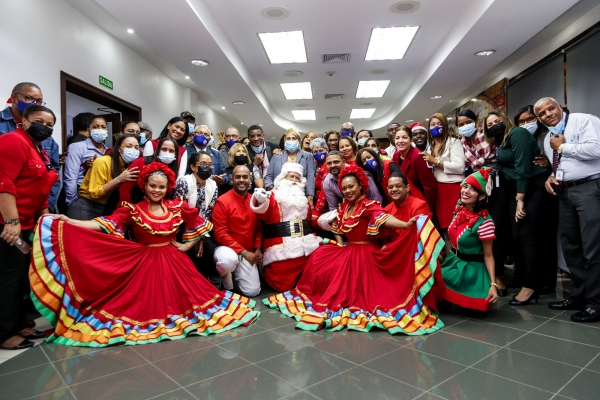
[477,219,496,241]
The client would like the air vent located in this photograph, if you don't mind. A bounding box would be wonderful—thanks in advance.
[326,116,340,120]
[324,94,345,100]
[390,1,421,14]
[323,53,350,63]
[284,70,303,77]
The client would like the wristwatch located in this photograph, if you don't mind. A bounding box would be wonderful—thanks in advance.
[4,219,20,225]
[557,144,565,154]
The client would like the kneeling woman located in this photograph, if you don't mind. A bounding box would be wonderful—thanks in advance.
[263,166,445,335]
[441,167,499,312]
[30,162,259,347]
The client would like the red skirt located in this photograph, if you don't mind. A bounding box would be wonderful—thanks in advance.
[435,182,461,229]
[264,256,307,293]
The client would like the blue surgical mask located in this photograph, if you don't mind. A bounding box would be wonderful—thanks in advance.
[158,152,176,165]
[17,100,36,114]
[188,123,195,134]
[140,135,148,146]
[251,144,264,153]
[340,129,353,138]
[207,138,214,147]
[358,138,367,147]
[90,129,108,143]
[193,135,208,148]
[522,121,538,135]
[226,139,238,148]
[364,158,378,175]
[548,115,565,135]
[120,148,139,164]
[429,126,443,138]
[458,123,476,138]
[285,141,299,153]
[313,151,327,163]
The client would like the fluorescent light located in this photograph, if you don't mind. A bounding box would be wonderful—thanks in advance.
[191,59,209,66]
[127,28,134,34]
[350,108,376,119]
[355,80,390,98]
[471,98,478,101]
[292,110,316,120]
[406,119,414,123]
[475,50,495,56]
[430,95,442,100]
[365,26,419,61]
[258,31,307,64]
[232,101,245,105]
[280,82,313,100]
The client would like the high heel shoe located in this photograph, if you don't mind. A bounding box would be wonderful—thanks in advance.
[509,291,539,306]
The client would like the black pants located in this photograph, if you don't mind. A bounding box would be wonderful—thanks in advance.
[186,236,217,278]
[488,175,515,277]
[538,193,559,291]
[0,227,32,343]
[559,178,600,310]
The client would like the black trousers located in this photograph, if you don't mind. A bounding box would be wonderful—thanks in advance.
[488,175,515,277]
[186,236,217,278]
[559,178,600,310]
[538,193,559,291]
[0,227,32,343]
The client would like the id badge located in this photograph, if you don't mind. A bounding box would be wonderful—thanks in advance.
[555,168,564,182]
[495,174,500,188]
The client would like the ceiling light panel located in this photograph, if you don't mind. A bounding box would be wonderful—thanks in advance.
[356,80,390,98]
[292,110,316,120]
[350,108,376,119]
[365,26,419,61]
[280,82,313,100]
[258,31,307,64]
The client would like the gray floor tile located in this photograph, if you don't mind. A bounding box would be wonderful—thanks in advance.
[257,346,354,389]
[413,393,446,400]
[533,319,600,347]
[306,366,424,400]
[147,388,197,400]
[554,310,600,329]
[0,346,49,376]
[39,342,106,362]
[508,333,600,367]
[132,335,215,363]
[204,322,266,345]
[154,345,249,386]
[185,364,299,399]
[254,309,298,329]
[363,346,466,391]
[281,390,321,399]
[431,368,553,400]
[558,369,600,400]
[583,355,600,373]
[412,331,501,366]
[495,301,565,319]
[314,331,401,364]
[0,363,66,400]
[472,348,580,393]
[480,308,551,331]
[69,364,179,400]
[443,319,526,346]
[218,329,310,363]
[24,387,76,400]
[436,313,469,328]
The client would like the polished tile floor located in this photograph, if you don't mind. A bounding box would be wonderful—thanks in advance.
[2,274,600,399]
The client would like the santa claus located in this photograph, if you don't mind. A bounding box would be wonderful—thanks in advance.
[251,163,321,292]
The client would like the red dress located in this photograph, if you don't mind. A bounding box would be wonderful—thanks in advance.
[263,197,446,335]
[29,198,259,347]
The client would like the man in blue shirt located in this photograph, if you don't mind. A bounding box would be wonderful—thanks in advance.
[0,82,61,212]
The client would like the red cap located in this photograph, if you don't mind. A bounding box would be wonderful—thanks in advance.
[410,122,426,132]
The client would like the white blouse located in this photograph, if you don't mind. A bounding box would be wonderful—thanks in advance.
[432,137,465,183]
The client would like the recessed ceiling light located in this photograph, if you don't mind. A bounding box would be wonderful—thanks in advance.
[426,118,430,121]
[471,98,478,101]
[232,101,245,105]
[280,82,313,100]
[292,110,316,120]
[365,26,419,61]
[283,70,303,77]
[448,117,453,120]
[430,95,442,99]
[350,108,376,119]
[222,107,225,109]
[390,1,421,14]
[257,124,265,127]
[406,119,414,123]
[474,50,495,56]
[191,59,209,66]
[241,122,244,124]
[258,31,307,64]
[355,80,390,98]
[185,76,190,79]
[127,28,134,34]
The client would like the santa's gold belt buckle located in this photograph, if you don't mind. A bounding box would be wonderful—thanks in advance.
[290,219,303,238]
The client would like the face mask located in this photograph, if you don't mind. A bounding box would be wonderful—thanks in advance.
[158,152,176,165]
[458,123,476,138]
[548,116,564,135]
[140,135,148,146]
[120,148,139,163]
[226,139,238,148]
[522,121,538,135]
[90,129,108,143]
[251,144,264,153]
[25,121,53,142]
[364,158,378,175]
[196,166,212,180]
[340,129,353,138]
[488,122,506,138]
[285,141,299,153]
[358,138,367,147]
[313,151,327,163]
[17,100,36,114]
[429,126,443,138]
[188,123,195,134]
[207,138,214,147]
[234,155,247,165]
[193,135,209,148]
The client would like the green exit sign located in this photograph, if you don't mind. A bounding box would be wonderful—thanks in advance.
[99,75,113,90]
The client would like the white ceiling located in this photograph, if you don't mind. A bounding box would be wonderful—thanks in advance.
[79,0,579,137]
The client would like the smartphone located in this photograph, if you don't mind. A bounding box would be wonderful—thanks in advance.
[15,238,32,254]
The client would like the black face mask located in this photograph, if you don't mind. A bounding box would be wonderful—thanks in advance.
[196,166,212,180]
[26,121,53,142]
[234,155,247,165]
[488,122,506,139]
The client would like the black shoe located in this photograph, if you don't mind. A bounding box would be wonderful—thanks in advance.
[0,339,35,350]
[21,330,45,340]
[509,291,539,306]
[548,299,584,310]
[571,308,600,323]
[497,288,508,297]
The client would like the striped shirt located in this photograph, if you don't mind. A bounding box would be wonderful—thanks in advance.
[477,219,496,240]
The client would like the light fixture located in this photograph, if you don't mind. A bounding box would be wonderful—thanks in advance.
[232,101,245,105]
[222,107,225,109]
[471,98,478,101]
[365,26,419,61]
[406,119,414,123]
[185,76,190,79]
[355,80,390,98]
[474,50,495,56]
[258,31,307,64]
[241,122,244,125]
[426,118,430,121]
[448,117,453,120]
[430,95,442,99]
[350,108,376,119]
[127,28,134,34]
[280,82,313,100]
[191,59,209,66]
[292,110,316,120]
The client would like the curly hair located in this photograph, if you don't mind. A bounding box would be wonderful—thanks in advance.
[137,162,176,193]
[338,165,369,194]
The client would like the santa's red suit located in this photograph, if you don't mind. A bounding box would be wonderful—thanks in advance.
[250,164,321,292]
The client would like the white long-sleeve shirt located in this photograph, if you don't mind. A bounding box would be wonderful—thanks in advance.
[431,137,466,183]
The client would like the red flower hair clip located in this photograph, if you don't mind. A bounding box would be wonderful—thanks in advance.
[338,165,369,193]
[137,162,177,192]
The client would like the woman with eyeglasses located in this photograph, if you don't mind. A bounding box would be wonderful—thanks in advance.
[0,105,59,350]
[301,131,318,152]
[355,129,373,149]
[485,110,551,306]
[324,130,340,152]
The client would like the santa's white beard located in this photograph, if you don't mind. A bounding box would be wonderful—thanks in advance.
[274,179,308,213]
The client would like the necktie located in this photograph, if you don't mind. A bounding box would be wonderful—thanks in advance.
[552,149,559,174]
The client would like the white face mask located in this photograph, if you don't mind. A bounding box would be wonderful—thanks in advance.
[90,129,108,143]
[522,121,538,135]
[158,152,176,165]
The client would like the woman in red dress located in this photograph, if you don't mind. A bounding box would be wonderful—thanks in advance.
[263,166,445,335]
[30,162,259,347]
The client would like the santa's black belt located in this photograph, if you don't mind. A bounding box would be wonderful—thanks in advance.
[263,219,311,239]
[450,247,484,263]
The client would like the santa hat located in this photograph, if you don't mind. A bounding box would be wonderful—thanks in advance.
[463,167,492,196]
[280,162,304,177]
[410,122,427,133]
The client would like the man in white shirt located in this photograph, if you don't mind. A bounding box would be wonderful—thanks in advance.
[538,97,600,322]
[384,122,400,158]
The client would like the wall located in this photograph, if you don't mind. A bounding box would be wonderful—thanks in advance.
[0,0,234,150]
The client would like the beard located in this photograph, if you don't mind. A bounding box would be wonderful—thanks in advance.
[275,179,308,212]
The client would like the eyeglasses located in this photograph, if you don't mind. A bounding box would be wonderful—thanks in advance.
[518,115,538,125]
[224,134,239,140]
[197,162,214,169]
[16,93,45,106]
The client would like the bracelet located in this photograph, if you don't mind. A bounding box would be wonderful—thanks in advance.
[4,219,20,225]
[116,177,122,183]
[241,249,247,257]
[515,196,524,201]
[490,282,499,288]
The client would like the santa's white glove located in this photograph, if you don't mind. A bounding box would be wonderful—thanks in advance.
[317,210,337,231]
[253,188,269,204]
